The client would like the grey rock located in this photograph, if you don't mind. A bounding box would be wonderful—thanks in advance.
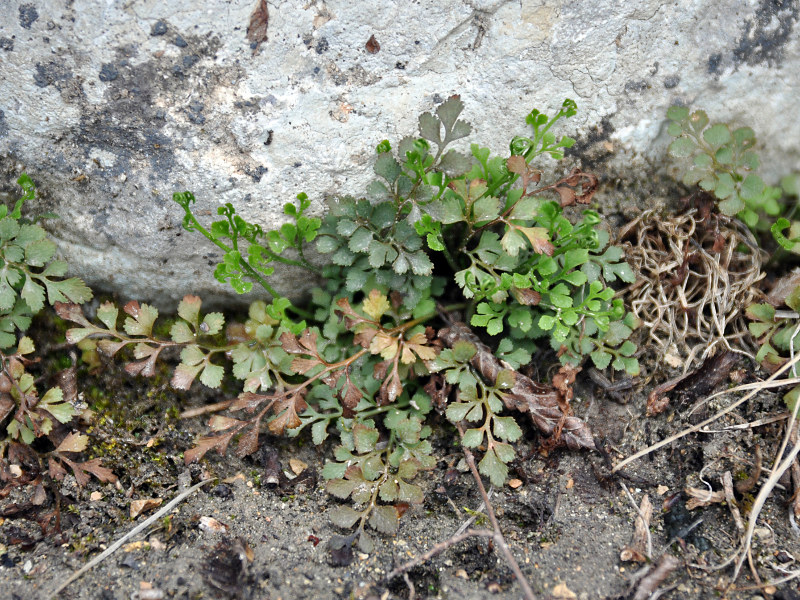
[0,0,798,307]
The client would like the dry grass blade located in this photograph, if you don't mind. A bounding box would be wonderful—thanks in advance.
[732,384,800,583]
[613,351,800,473]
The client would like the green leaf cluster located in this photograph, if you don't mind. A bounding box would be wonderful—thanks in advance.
[746,290,800,409]
[0,174,92,349]
[174,191,321,299]
[666,106,799,233]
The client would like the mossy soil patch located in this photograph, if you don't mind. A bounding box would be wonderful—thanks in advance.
[0,358,798,600]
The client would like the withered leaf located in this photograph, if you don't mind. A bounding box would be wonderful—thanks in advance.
[365,34,380,54]
[230,391,273,412]
[54,302,92,327]
[130,497,163,518]
[438,322,594,449]
[56,432,89,453]
[235,424,260,458]
[513,287,541,306]
[647,350,736,416]
[246,0,269,52]
[185,434,234,464]
[506,155,527,175]
[340,373,363,410]
[538,168,598,207]
[268,392,307,434]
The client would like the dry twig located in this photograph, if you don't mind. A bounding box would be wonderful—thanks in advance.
[49,478,214,599]
[620,486,652,562]
[386,425,536,600]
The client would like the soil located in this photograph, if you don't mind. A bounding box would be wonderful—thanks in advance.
[3,183,800,600]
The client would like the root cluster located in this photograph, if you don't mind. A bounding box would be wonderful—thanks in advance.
[619,208,764,372]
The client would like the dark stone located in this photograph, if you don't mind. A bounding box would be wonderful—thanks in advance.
[0,37,14,51]
[395,61,406,69]
[663,75,680,89]
[315,37,329,54]
[19,4,39,29]
[182,54,200,69]
[564,114,616,170]
[733,0,798,67]
[151,20,168,36]
[0,110,7,138]
[173,35,188,48]
[211,484,233,499]
[98,63,118,82]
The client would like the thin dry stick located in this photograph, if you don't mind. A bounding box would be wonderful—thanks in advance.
[180,398,235,419]
[49,479,214,599]
[619,483,652,561]
[457,423,537,600]
[386,529,497,581]
[722,472,745,535]
[613,352,800,473]
[732,393,800,584]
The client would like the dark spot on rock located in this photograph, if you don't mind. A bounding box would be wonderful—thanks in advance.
[395,61,406,69]
[302,33,313,48]
[313,66,320,74]
[0,37,14,51]
[171,65,184,78]
[245,165,268,182]
[432,93,443,103]
[707,52,723,74]
[33,61,72,89]
[663,75,680,89]
[186,101,205,125]
[0,110,7,138]
[19,4,39,29]
[565,115,615,171]
[624,79,647,93]
[98,63,119,82]
[264,130,273,146]
[173,35,187,48]
[151,20,168,36]
[293,162,302,168]
[182,54,200,69]
[733,0,798,67]
[315,37,329,54]
[0,553,15,568]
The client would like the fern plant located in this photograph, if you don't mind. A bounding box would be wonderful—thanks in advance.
[59,98,638,549]
[0,175,114,487]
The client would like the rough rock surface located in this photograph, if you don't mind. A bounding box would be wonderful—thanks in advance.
[0,0,797,306]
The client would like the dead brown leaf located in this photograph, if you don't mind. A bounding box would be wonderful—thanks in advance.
[246,0,269,53]
[438,322,594,450]
[131,497,163,518]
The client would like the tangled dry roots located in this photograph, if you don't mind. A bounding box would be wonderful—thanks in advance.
[618,208,764,373]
